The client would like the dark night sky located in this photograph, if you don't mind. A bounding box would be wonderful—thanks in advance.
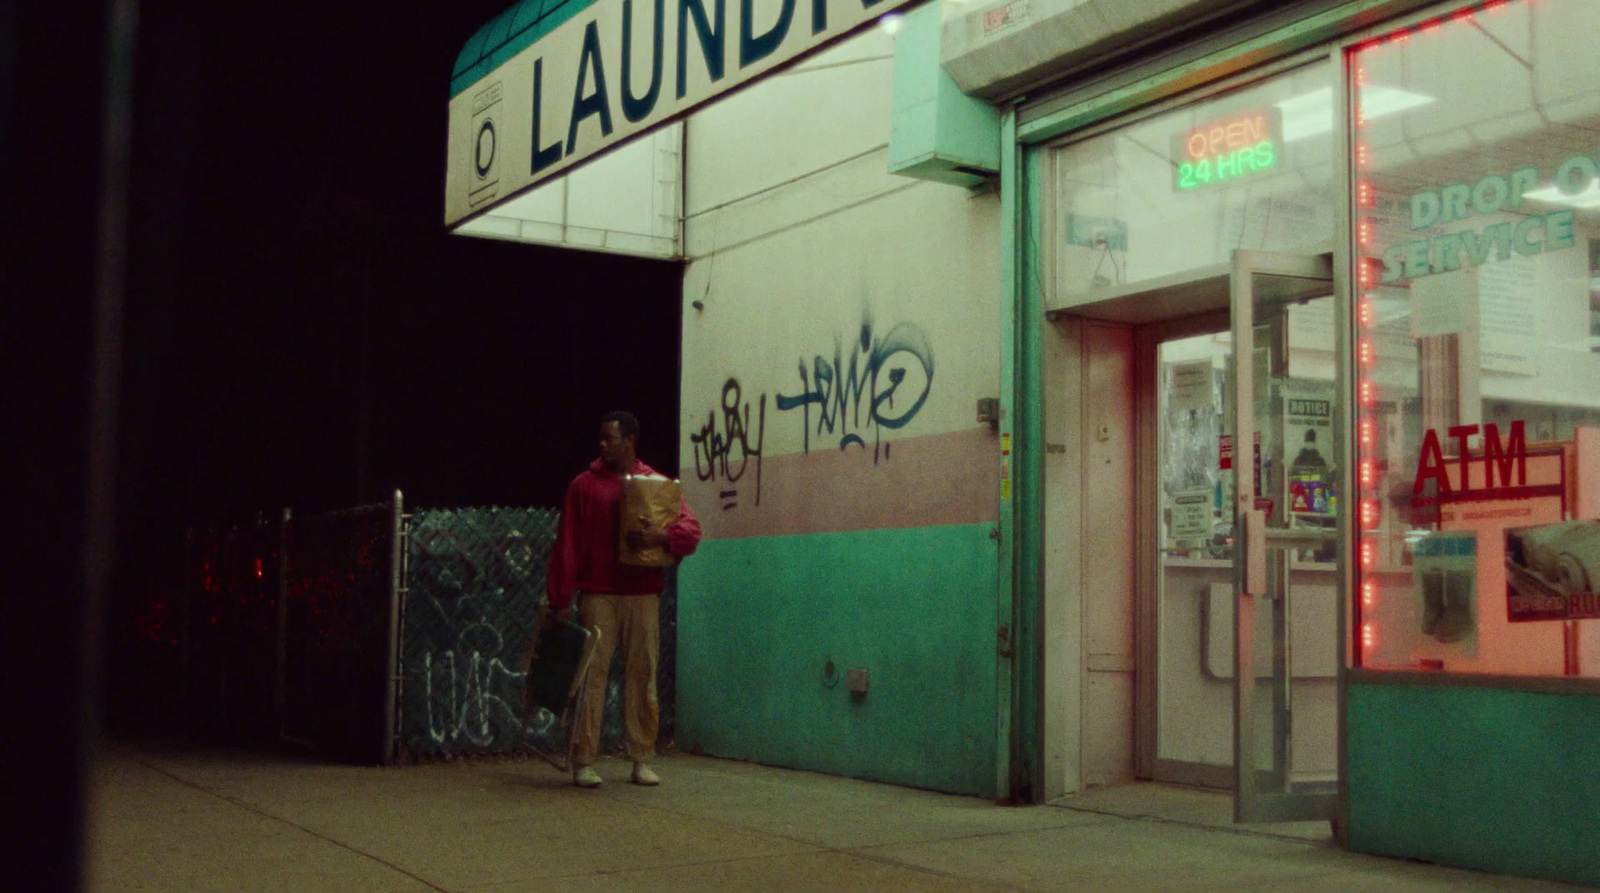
[105,0,686,683]
[120,0,684,532]
[4,2,682,871]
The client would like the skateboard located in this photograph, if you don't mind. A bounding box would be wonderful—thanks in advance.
[522,617,600,717]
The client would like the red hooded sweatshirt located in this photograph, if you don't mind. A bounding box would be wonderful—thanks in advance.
[545,458,702,610]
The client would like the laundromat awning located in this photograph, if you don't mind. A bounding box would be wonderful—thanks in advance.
[451,0,596,101]
[444,0,928,226]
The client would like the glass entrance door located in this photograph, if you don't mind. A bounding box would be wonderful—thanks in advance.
[1152,312,1235,790]
[1065,250,1340,817]
[1228,250,1338,823]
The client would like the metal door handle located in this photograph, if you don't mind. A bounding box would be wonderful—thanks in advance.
[1244,509,1267,595]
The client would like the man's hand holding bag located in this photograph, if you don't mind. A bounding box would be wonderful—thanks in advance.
[618,473,682,567]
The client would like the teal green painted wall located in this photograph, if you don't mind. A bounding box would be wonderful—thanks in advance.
[677,523,999,796]
[1348,682,1600,886]
[887,3,1001,185]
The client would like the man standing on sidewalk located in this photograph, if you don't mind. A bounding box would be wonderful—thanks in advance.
[548,410,701,788]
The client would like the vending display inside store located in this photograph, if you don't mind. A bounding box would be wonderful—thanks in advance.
[1351,0,1600,676]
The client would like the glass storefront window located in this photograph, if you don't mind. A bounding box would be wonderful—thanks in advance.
[1352,0,1600,676]
[1053,61,1335,299]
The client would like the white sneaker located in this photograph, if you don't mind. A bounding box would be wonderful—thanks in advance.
[573,765,602,788]
[631,762,660,786]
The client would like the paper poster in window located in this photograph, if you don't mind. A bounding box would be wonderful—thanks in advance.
[1282,379,1335,516]
[1505,519,1600,622]
[1413,532,1477,653]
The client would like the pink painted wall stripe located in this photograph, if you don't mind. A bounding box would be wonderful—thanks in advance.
[681,427,999,540]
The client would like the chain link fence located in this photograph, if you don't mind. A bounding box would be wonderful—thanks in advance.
[400,507,557,757]
[157,496,679,766]
[282,499,400,765]
[162,518,281,741]
[398,507,679,762]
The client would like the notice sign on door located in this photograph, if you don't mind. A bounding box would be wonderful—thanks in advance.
[1283,380,1334,516]
[1171,487,1213,541]
[1167,360,1213,414]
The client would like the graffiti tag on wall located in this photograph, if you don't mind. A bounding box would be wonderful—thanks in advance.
[690,379,765,511]
[777,317,934,458]
[692,314,934,510]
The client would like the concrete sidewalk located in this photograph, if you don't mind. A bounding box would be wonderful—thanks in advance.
[87,743,1582,892]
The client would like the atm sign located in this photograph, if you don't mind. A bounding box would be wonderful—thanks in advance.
[1174,107,1282,191]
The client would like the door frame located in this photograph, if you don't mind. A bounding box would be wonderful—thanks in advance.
[1135,307,1231,787]
[1056,251,1342,817]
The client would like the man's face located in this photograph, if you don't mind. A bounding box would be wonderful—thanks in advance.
[598,421,632,471]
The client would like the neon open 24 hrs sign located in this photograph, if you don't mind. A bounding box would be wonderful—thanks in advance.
[1172,107,1282,192]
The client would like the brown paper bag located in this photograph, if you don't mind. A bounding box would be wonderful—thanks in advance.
[618,474,682,567]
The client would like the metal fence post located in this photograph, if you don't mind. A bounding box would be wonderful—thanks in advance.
[180,528,194,732]
[276,507,291,740]
[384,490,404,764]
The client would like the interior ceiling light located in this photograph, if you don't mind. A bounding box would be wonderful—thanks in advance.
[1277,86,1436,142]
[1523,179,1600,209]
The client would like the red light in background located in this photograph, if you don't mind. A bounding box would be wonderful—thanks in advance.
[1360,418,1376,447]
[1361,499,1380,529]
[1358,338,1375,366]
[1357,297,1374,326]
[1358,219,1373,247]
[1361,459,1376,488]
[1453,7,1474,22]
[1361,539,1376,569]
[1362,623,1376,649]
[1359,379,1376,406]
[1418,18,1442,34]
[1357,144,1371,169]
[1362,580,1376,608]
[1357,180,1375,208]
[255,558,263,579]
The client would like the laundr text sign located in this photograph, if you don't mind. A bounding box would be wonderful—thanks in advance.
[445,0,923,225]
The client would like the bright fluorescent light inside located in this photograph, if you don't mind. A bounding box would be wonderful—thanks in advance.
[1277,86,1436,141]
[878,12,904,35]
[1523,179,1600,209]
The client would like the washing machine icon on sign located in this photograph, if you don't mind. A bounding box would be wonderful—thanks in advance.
[468,81,502,207]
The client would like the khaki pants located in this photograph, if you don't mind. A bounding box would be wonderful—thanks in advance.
[572,593,659,766]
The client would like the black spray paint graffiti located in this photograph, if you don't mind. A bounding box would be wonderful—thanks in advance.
[690,379,766,511]
[692,316,935,510]
[776,318,934,462]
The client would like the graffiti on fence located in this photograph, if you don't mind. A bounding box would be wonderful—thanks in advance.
[417,609,563,749]
[402,517,554,755]
[399,508,672,759]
